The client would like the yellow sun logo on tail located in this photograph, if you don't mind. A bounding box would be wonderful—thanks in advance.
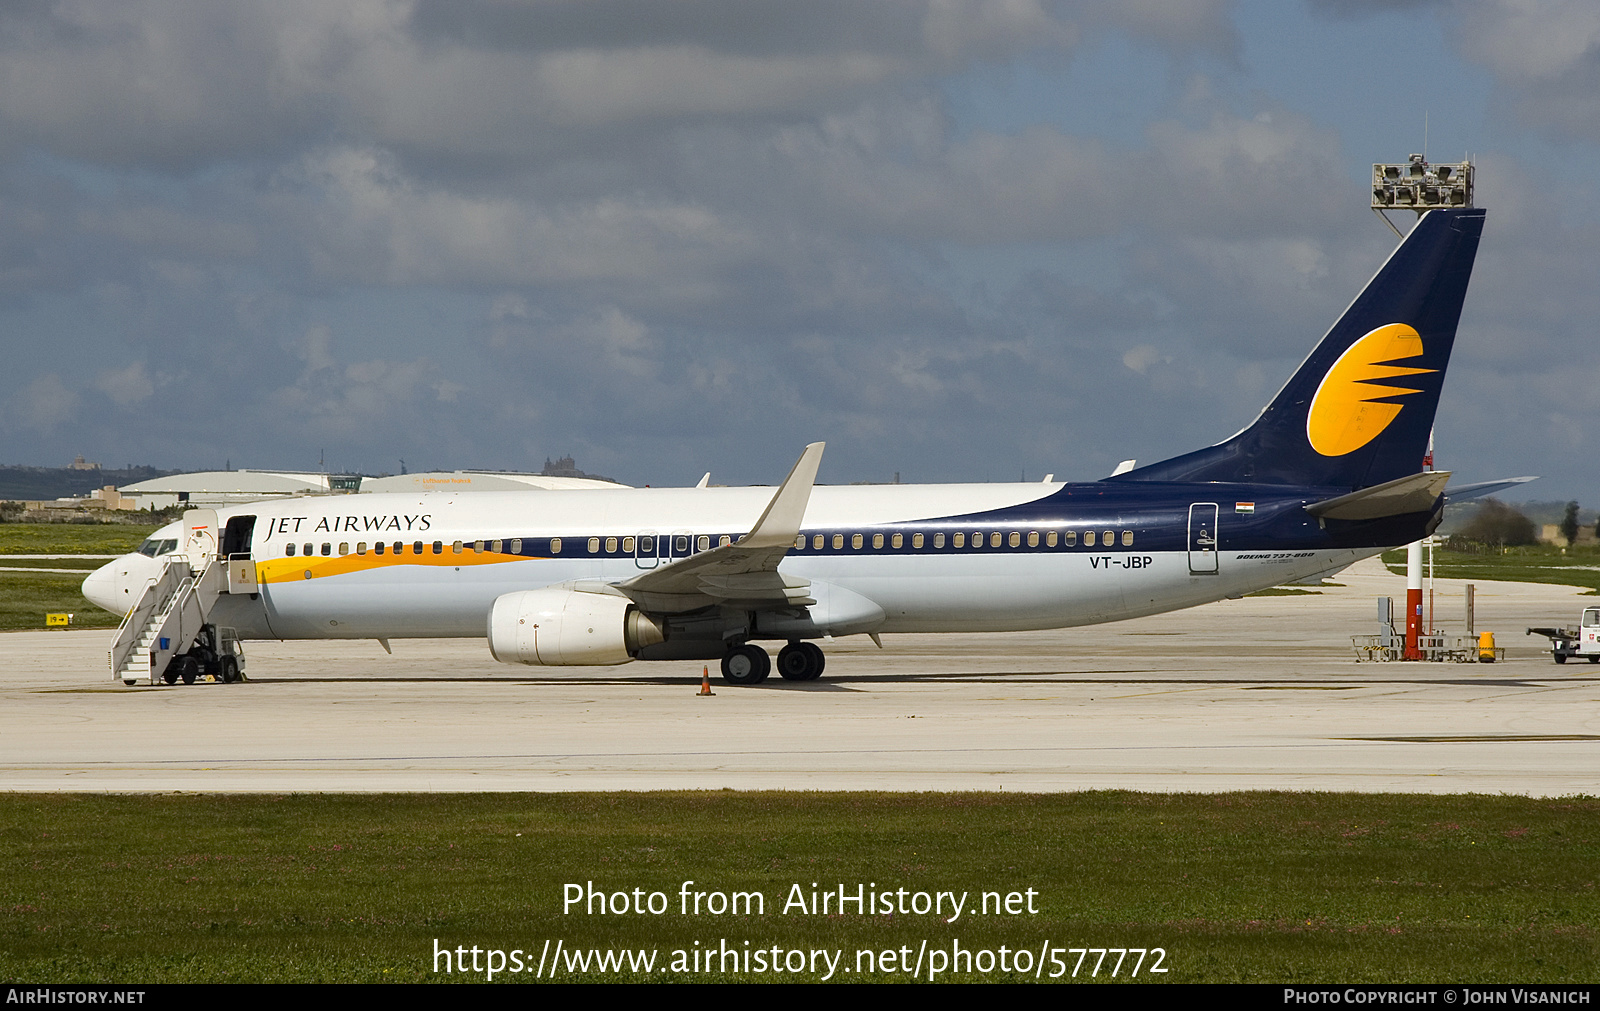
[1306,323,1436,457]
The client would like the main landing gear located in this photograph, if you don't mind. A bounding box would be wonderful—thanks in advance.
[719,641,826,685]
[776,641,825,682]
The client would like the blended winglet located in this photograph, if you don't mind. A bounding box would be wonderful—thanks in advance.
[738,442,824,549]
[615,442,824,611]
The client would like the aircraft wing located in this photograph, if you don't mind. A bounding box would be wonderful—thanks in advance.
[614,443,824,613]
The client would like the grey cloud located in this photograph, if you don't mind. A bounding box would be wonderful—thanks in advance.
[0,0,1239,173]
[92,362,156,408]
[6,373,80,433]
[1455,0,1600,140]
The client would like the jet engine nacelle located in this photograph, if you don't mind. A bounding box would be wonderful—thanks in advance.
[487,587,665,666]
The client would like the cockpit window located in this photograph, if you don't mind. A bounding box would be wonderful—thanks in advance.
[138,539,178,557]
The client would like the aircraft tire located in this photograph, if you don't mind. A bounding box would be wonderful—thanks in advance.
[777,642,825,681]
[721,645,770,685]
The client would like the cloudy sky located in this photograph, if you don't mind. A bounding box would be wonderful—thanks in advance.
[2,0,1596,500]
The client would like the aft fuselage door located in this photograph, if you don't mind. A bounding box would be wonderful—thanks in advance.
[1187,503,1219,574]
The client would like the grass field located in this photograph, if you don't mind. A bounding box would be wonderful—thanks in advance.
[0,525,156,630]
[0,572,121,630]
[0,792,1595,984]
[1382,544,1600,595]
[0,523,157,556]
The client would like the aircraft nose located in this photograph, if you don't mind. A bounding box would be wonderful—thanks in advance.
[81,561,122,613]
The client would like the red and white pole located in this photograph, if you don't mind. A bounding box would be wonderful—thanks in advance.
[1405,539,1424,659]
[1407,427,1433,660]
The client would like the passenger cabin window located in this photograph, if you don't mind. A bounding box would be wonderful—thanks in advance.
[974,533,985,548]
[814,534,824,550]
[892,533,903,549]
[1027,531,1038,547]
[492,539,503,553]
[1046,531,1057,547]
[549,537,562,554]
[432,541,443,554]
[832,534,844,550]
[357,542,367,555]
[605,537,618,552]
[852,533,864,550]
[697,535,710,551]
[953,533,965,548]
[413,541,424,555]
[511,538,523,554]
[873,533,884,549]
[1084,531,1095,547]
[473,540,484,553]
[934,533,944,548]
[1065,530,1076,546]
[794,536,805,550]
[285,543,296,556]
[719,535,731,547]
[1102,530,1113,546]
[588,537,600,553]
[304,543,314,556]
[374,542,384,555]
[1122,531,1134,547]
[393,541,403,554]
[339,542,349,555]
[622,537,635,553]
[911,533,923,548]
[452,541,463,554]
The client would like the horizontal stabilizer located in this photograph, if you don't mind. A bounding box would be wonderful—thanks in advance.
[1305,470,1451,521]
[1444,476,1538,503]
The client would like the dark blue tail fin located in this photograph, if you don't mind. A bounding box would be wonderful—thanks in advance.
[1111,208,1485,490]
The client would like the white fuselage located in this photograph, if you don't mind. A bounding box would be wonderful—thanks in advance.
[85,481,1372,646]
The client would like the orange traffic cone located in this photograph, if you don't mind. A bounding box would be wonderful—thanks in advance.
[698,665,715,697]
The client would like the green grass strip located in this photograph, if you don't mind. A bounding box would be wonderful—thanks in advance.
[0,524,157,556]
[1383,546,1600,595]
[0,792,1595,983]
[0,572,121,630]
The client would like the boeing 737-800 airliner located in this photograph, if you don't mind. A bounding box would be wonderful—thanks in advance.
[85,208,1490,685]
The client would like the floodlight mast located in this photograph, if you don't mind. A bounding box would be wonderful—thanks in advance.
[1372,153,1473,237]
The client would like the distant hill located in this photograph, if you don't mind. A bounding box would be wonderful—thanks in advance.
[0,464,181,501]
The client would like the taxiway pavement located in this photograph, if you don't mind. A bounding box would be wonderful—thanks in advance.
[3,559,1597,794]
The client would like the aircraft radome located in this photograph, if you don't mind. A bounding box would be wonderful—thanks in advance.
[85,208,1518,686]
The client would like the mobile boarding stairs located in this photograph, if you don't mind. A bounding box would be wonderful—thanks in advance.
[109,509,253,686]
